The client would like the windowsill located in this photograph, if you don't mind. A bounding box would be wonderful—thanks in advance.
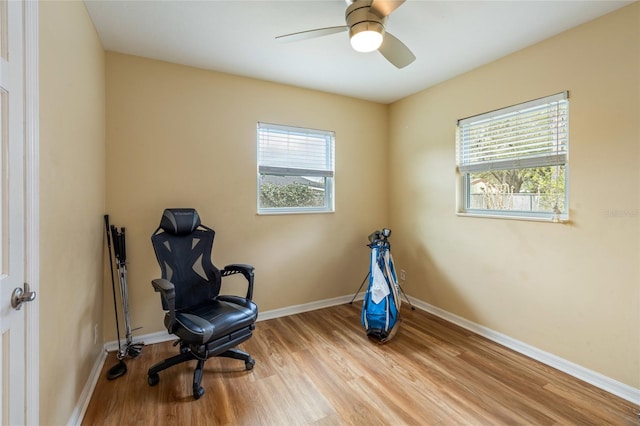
[457,211,569,223]
[257,209,335,216]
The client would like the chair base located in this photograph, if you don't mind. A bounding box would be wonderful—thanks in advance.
[148,326,255,400]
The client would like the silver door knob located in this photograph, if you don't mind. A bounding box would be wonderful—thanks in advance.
[11,284,36,310]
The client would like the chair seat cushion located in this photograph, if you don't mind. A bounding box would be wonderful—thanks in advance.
[166,296,258,345]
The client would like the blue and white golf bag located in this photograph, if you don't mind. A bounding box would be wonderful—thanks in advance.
[361,229,401,342]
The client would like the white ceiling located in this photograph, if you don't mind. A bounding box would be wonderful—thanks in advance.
[84,0,633,104]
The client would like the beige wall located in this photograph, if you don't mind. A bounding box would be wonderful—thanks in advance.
[104,53,389,339]
[39,1,106,424]
[36,2,639,422]
[389,3,639,388]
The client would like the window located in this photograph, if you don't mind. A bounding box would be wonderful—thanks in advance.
[456,92,569,221]
[257,122,335,214]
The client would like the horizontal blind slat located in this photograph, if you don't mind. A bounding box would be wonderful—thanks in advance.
[258,122,335,172]
[457,93,568,168]
[466,138,567,162]
[458,91,568,126]
[259,165,334,177]
[467,118,568,144]
[458,153,566,173]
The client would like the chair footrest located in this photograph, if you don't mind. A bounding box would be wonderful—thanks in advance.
[200,325,254,357]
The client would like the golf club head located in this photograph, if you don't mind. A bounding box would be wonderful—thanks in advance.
[106,359,127,380]
[128,343,144,358]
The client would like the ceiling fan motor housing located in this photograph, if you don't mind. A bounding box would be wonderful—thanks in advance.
[346,0,387,38]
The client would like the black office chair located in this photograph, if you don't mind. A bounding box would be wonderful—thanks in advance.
[147,208,258,399]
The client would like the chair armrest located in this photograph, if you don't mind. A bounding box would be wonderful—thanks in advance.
[152,278,174,294]
[221,264,255,300]
[151,278,177,332]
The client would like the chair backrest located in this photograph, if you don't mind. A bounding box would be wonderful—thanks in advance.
[151,208,222,310]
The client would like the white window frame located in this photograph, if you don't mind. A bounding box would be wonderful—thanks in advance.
[257,122,335,214]
[456,92,569,221]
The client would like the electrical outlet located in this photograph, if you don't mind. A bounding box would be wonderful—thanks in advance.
[399,269,406,281]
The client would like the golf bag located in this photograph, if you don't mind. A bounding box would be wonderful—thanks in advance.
[361,229,401,342]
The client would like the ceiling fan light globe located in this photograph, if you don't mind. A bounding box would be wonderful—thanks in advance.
[350,30,383,52]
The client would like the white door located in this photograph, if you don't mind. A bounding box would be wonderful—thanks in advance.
[0,0,29,424]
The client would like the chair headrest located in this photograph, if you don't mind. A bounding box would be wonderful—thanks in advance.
[160,208,201,235]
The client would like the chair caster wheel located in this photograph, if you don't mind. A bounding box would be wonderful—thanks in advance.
[245,358,255,370]
[148,373,159,386]
[194,386,205,400]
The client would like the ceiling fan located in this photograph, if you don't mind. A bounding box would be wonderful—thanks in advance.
[276,0,416,69]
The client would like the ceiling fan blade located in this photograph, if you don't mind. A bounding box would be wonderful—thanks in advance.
[378,32,415,69]
[370,0,406,18]
[276,26,348,43]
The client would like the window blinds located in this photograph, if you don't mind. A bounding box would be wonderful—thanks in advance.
[258,122,335,177]
[457,92,568,173]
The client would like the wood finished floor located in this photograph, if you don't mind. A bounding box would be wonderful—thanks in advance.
[82,303,639,425]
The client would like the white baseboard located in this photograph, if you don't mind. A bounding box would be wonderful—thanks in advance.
[103,293,366,351]
[67,348,107,426]
[103,330,175,352]
[80,291,638,426]
[256,293,363,321]
[407,296,640,405]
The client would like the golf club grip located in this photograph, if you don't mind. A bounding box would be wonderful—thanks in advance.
[104,215,112,247]
[110,225,120,261]
[120,227,127,263]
